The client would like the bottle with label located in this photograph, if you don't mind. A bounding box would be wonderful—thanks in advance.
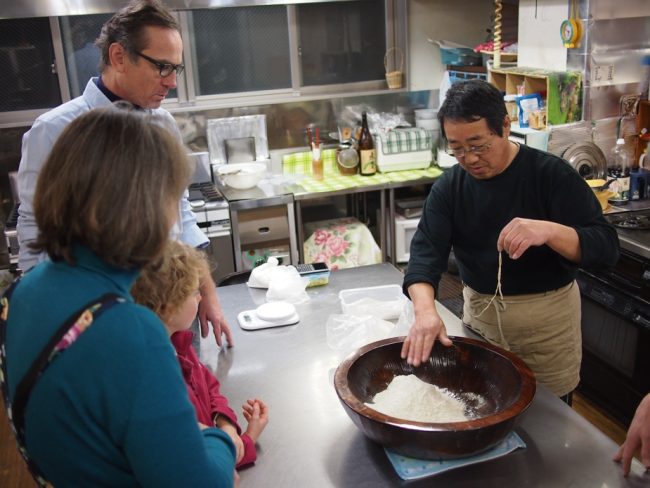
[618,95,639,168]
[358,112,377,176]
[608,138,632,201]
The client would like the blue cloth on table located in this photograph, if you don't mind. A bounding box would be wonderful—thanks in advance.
[384,431,526,480]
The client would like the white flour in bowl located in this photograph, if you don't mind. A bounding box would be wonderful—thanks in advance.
[366,374,468,423]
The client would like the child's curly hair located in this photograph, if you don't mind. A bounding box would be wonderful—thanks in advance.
[132,240,207,323]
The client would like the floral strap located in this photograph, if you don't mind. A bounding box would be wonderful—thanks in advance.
[0,281,125,487]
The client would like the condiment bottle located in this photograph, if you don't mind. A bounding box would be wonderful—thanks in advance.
[311,127,323,180]
[312,144,323,181]
[608,138,632,200]
[358,112,376,176]
[640,140,650,170]
[618,96,638,167]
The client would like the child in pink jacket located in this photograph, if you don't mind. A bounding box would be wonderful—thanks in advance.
[132,240,268,467]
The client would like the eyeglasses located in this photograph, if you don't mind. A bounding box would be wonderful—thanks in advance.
[136,51,184,77]
[446,134,495,158]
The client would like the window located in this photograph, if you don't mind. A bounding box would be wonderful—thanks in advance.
[0,18,61,112]
[188,6,291,96]
[297,1,386,86]
[0,1,403,121]
[185,1,394,101]
[59,13,178,100]
[60,14,110,98]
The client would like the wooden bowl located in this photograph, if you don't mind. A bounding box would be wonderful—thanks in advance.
[334,336,536,460]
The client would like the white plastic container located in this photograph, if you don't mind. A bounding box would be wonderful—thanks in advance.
[414,108,438,120]
[415,110,440,151]
[339,284,407,320]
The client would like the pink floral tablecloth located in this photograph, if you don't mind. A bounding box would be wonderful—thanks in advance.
[303,217,381,271]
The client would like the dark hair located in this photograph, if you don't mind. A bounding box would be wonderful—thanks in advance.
[32,105,191,269]
[96,0,179,71]
[437,79,508,139]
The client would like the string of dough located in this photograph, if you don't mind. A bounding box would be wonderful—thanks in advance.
[475,250,504,318]
[474,250,508,348]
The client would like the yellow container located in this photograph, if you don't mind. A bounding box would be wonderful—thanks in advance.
[592,189,614,211]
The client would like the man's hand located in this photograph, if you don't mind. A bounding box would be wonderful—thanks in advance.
[401,283,453,366]
[497,218,552,260]
[498,217,581,262]
[199,273,233,347]
[614,393,650,476]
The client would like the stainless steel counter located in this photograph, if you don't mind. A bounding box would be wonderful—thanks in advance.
[217,172,440,265]
[208,264,647,486]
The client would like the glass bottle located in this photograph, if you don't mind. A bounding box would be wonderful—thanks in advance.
[618,95,639,168]
[640,140,650,170]
[358,112,377,176]
[608,138,632,201]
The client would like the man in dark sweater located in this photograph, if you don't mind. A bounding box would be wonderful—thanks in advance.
[402,79,619,400]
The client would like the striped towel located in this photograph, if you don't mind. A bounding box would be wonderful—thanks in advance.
[377,128,432,155]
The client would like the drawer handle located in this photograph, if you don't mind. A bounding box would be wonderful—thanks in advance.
[257,227,270,235]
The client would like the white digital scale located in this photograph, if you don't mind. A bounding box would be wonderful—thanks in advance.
[237,301,299,331]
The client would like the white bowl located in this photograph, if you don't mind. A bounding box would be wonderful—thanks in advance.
[216,162,266,190]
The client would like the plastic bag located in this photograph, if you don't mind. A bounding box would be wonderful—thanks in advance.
[439,70,452,107]
[247,256,280,288]
[394,299,415,336]
[338,105,410,137]
[340,295,406,321]
[265,265,310,305]
[326,314,396,357]
[516,93,542,128]
[326,299,414,357]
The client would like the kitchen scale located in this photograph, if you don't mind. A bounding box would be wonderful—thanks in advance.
[237,301,299,331]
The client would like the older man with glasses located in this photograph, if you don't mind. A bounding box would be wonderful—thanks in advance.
[17,0,233,348]
[401,79,619,404]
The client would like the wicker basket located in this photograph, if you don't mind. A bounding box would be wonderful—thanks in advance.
[384,47,404,89]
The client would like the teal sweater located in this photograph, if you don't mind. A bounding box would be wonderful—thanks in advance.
[5,245,235,487]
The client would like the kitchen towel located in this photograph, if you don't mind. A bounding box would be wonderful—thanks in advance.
[384,431,526,480]
[376,128,432,155]
[282,150,443,191]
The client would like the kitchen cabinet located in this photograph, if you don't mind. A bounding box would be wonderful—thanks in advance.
[226,193,299,271]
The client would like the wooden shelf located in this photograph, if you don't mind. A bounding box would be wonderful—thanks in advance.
[489,66,582,126]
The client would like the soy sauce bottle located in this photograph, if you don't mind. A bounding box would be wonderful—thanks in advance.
[358,112,377,176]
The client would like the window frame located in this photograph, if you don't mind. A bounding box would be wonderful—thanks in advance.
[0,0,407,125]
